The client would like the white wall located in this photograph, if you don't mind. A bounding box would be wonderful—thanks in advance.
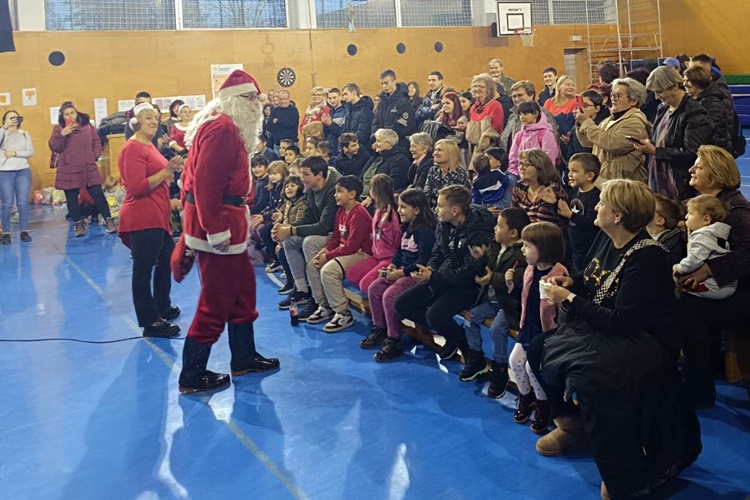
[16,0,45,31]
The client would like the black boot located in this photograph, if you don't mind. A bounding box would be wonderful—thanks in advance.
[178,338,230,394]
[228,323,280,377]
[458,349,490,381]
[487,361,510,399]
[360,326,387,349]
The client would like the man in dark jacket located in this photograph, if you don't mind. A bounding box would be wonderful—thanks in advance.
[322,87,347,151]
[372,70,415,149]
[273,156,341,309]
[341,83,374,150]
[394,185,495,361]
[538,67,557,107]
[255,135,280,162]
[333,132,371,177]
[415,71,445,127]
[267,90,299,152]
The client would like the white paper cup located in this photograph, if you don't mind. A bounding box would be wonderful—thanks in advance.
[539,280,549,299]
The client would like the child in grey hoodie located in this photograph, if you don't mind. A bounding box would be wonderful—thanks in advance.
[675,194,737,299]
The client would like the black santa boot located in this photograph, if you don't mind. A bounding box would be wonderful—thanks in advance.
[178,338,231,394]
[228,322,280,377]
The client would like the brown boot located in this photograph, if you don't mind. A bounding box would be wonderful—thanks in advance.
[74,220,86,237]
[600,481,610,500]
[105,217,116,233]
[535,412,588,456]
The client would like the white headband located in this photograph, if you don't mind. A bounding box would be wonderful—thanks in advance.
[130,102,155,127]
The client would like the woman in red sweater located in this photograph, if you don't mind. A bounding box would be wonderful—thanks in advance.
[469,73,504,136]
[118,102,184,338]
[168,103,192,154]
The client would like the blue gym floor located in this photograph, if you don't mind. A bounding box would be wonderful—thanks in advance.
[1,143,749,500]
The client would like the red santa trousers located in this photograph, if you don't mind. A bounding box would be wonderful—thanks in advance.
[188,250,259,346]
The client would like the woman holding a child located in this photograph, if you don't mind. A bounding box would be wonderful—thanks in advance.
[118,102,184,338]
[675,145,750,409]
[526,179,701,499]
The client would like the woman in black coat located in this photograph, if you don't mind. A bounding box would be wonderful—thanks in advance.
[406,132,434,189]
[529,179,701,499]
[635,66,714,200]
[683,66,734,154]
[360,128,411,208]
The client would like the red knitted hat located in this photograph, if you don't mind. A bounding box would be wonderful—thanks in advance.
[219,70,261,99]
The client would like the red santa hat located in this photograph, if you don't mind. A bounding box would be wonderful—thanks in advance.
[219,70,261,99]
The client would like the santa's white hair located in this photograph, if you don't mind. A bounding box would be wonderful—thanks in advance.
[185,94,262,155]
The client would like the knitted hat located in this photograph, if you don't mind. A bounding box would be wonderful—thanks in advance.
[662,57,681,70]
[219,70,261,99]
[130,102,155,127]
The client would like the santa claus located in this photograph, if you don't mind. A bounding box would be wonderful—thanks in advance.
[176,69,279,394]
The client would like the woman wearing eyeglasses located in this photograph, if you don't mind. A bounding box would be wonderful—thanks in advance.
[299,86,330,135]
[576,78,652,185]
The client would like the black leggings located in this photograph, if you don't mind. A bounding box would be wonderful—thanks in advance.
[65,185,111,222]
[129,228,175,326]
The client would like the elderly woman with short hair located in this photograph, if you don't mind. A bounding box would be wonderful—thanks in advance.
[529,178,701,499]
[299,86,329,134]
[575,77,652,183]
[360,128,411,207]
[683,66,735,153]
[407,132,434,189]
[676,145,750,408]
[635,66,714,199]
[118,102,184,338]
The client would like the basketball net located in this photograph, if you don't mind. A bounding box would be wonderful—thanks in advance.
[514,28,536,47]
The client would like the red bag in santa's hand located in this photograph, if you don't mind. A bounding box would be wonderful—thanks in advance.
[171,234,195,283]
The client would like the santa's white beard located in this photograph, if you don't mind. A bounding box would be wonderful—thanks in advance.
[185,95,262,155]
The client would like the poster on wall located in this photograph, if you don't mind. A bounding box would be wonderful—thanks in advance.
[0,92,10,106]
[50,107,60,125]
[118,100,135,112]
[22,88,37,106]
[211,64,244,99]
[94,98,108,126]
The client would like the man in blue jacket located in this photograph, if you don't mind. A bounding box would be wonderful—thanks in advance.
[341,83,374,150]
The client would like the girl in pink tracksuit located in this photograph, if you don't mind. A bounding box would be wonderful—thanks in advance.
[346,173,402,294]
[508,101,559,176]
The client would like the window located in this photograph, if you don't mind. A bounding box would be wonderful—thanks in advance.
[316,0,397,29]
[45,0,176,31]
[400,0,471,27]
[503,0,614,26]
[182,0,287,29]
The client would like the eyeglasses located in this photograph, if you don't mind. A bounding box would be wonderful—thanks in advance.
[519,161,536,169]
[611,93,629,101]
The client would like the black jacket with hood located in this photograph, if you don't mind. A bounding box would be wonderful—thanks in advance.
[342,96,375,150]
[372,83,416,143]
[428,205,496,290]
[697,82,734,153]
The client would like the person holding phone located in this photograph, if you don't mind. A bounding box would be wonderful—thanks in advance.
[0,110,34,244]
[49,101,115,237]
[118,102,184,338]
[575,78,652,184]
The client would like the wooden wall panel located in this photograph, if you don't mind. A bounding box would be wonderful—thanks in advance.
[0,23,639,194]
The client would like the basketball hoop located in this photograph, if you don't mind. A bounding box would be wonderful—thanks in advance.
[514,28,536,47]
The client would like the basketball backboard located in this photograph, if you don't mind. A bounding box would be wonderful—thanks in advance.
[496,1,532,36]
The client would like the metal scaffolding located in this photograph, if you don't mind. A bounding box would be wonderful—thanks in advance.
[586,0,664,83]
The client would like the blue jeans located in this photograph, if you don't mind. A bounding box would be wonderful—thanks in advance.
[0,168,32,232]
[464,301,510,363]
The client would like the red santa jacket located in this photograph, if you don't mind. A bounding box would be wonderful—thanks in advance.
[181,113,251,255]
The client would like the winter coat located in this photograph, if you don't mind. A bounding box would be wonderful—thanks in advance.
[283,195,307,225]
[261,181,284,221]
[324,104,347,150]
[472,169,514,209]
[49,121,103,191]
[427,205,496,290]
[655,227,687,266]
[697,82,734,153]
[360,147,411,196]
[500,107,560,155]
[520,262,568,332]
[711,189,750,290]
[473,240,526,329]
[372,83,416,143]
[267,105,300,147]
[407,153,434,190]
[342,96,375,150]
[652,94,715,199]
[508,112,559,176]
[577,107,653,184]
[415,86,445,125]
[676,222,736,299]
[334,149,371,178]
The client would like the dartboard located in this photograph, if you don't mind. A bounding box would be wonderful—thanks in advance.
[277,67,296,88]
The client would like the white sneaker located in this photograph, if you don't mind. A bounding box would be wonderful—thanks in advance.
[323,311,354,333]
[306,305,334,324]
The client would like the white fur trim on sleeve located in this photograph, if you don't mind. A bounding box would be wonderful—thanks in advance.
[206,229,232,245]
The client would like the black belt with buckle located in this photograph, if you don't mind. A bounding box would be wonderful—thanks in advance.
[185,192,246,207]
